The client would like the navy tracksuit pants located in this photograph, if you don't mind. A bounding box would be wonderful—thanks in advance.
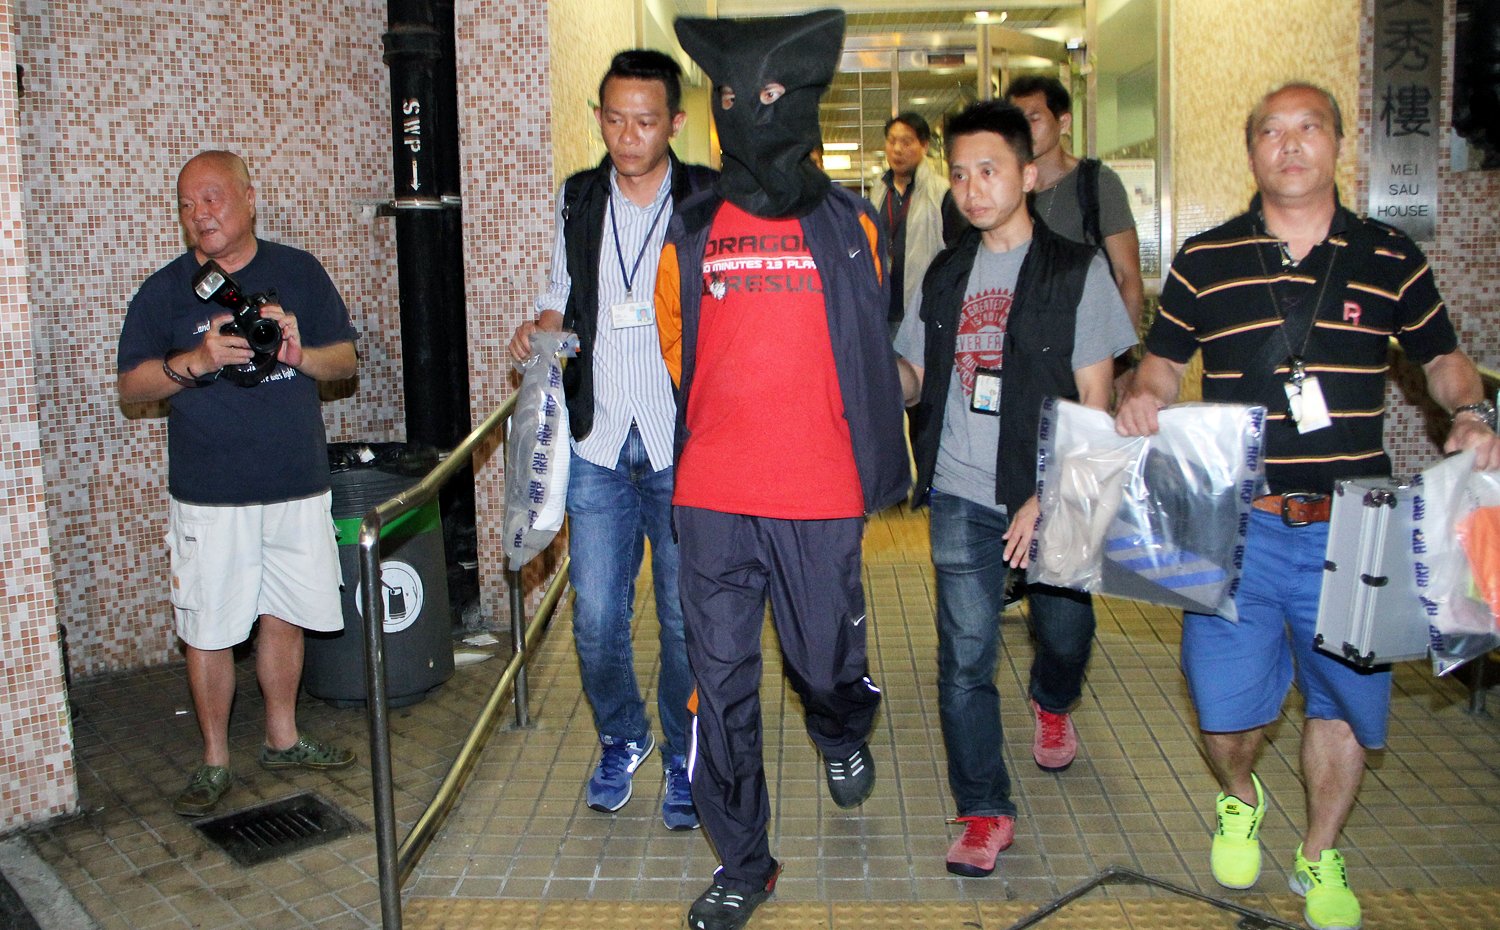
[676,506,882,893]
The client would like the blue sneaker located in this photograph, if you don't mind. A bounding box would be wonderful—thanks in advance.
[662,754,699,831]
[586,734,655,812]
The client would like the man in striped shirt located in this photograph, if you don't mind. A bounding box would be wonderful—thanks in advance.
[1117,82,1499,930]
[509,50,714,831]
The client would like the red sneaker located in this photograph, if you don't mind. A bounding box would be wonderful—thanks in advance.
[1031,700,1078,772]
[945,815,1015,877]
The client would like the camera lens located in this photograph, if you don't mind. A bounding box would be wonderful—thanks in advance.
[247,316,282,355]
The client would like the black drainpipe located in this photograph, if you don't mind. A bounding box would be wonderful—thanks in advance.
[382,0,478,623]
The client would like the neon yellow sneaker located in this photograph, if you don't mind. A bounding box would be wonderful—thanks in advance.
[1209,772,1265,889]
[1290,844,1362,930]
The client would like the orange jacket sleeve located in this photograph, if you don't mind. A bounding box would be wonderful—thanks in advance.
[656,242,684,386]
[860,212,883,287]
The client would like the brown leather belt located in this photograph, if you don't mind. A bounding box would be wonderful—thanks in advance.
[1252,493,1331,526]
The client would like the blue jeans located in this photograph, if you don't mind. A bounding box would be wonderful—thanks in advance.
[567,426,690,758]
[930,490,1096,817]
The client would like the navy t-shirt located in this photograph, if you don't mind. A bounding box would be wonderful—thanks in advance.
[118,239,358,505]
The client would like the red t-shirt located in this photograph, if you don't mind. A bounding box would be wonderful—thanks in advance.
[672,202,864,519]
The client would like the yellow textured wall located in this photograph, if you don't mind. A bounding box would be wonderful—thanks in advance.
[548,0,638,184]
[1171,0,1362,245]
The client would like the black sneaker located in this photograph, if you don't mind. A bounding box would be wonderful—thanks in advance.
[824,742,875,808]
[686,862,780,930]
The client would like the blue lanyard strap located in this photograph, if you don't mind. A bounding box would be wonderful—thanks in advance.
[609,191,671,296]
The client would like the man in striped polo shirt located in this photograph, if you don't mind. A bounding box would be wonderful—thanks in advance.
[1117,82,1500,930]
[509,50,715,831]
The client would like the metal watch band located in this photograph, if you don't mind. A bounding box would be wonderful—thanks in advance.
[1454,400,1497,432]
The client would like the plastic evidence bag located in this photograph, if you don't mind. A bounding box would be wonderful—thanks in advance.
[1410,449,1500,675]
[1029,398,1266,621]
[503,331,580,571]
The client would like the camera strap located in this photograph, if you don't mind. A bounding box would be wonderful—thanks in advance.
[220,352,280,387]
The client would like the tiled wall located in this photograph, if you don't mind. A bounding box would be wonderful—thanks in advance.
[1170,0,1498,477]
[457,0,557,619]
[17,0,404,681]
[0,0,77,830]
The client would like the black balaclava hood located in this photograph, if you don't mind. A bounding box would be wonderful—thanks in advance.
[674,9,844,219]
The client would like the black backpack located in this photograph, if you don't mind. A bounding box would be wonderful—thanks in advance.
[1075,157,1110,276]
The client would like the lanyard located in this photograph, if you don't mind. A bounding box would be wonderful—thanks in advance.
[609,192,671,297]
[884,182,912,233]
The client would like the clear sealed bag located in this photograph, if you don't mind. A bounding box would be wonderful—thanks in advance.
[1030,399,1266,621]
[503,331,580,571]
[1410,449,1500,674]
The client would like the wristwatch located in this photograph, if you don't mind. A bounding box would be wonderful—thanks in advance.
[1453,400,1497,432]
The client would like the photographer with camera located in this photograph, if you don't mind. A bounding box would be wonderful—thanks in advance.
[118,150,359,817]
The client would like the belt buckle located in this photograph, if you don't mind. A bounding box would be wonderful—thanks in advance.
[1280,491,1326,528]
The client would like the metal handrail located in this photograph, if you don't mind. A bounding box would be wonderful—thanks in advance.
[395,555,569,883]
[355,390,569,930]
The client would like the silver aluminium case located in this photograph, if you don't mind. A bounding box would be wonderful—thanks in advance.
[1314,477,1429,666]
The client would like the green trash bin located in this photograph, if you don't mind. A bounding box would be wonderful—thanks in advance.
[303,444,455,708]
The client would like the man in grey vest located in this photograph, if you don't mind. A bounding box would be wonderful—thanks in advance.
[895,101,1135,880]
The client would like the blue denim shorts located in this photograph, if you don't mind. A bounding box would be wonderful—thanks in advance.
[1181,509,1391,750]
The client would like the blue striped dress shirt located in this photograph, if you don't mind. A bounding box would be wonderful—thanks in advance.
[535,166,678,472]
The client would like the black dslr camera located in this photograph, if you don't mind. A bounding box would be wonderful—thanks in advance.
[191,259,282,386]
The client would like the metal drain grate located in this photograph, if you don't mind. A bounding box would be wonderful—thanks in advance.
[194,792,362,866]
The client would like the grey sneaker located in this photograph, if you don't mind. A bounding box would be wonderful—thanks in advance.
[173,764,231,817]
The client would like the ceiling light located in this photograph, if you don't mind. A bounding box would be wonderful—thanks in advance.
[823,154,853,170]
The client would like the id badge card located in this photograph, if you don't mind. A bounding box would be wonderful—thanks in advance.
[971,367,1002,416]
[610,299,654,329]
[1284,374,1332,433]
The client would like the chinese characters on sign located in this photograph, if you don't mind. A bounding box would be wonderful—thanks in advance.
[1369,0,1441,241]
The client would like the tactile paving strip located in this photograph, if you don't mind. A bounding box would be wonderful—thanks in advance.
[405,886,1500,929]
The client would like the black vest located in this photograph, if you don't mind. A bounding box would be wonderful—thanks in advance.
[559,153,717,440]
[910,218,1094,513]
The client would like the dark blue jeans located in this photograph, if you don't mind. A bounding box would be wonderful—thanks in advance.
[930,490,1096,817]
[566,427,690,758]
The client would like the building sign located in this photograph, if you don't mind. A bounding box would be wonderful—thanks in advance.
[1368,0,1442,241]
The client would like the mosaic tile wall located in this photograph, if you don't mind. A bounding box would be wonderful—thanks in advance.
[15,0,403,679]
[1170,0,1498,477]
[457,0,557,622]
[0,0,77,830]
[548,0,636,184]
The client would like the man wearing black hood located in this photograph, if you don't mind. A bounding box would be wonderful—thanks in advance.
[655,10,909,930]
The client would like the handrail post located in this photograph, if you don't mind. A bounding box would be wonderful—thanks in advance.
[509,567,530,728]
[360,516,403,930]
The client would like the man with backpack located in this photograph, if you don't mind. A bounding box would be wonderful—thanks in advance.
[1005,76,1144,331]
